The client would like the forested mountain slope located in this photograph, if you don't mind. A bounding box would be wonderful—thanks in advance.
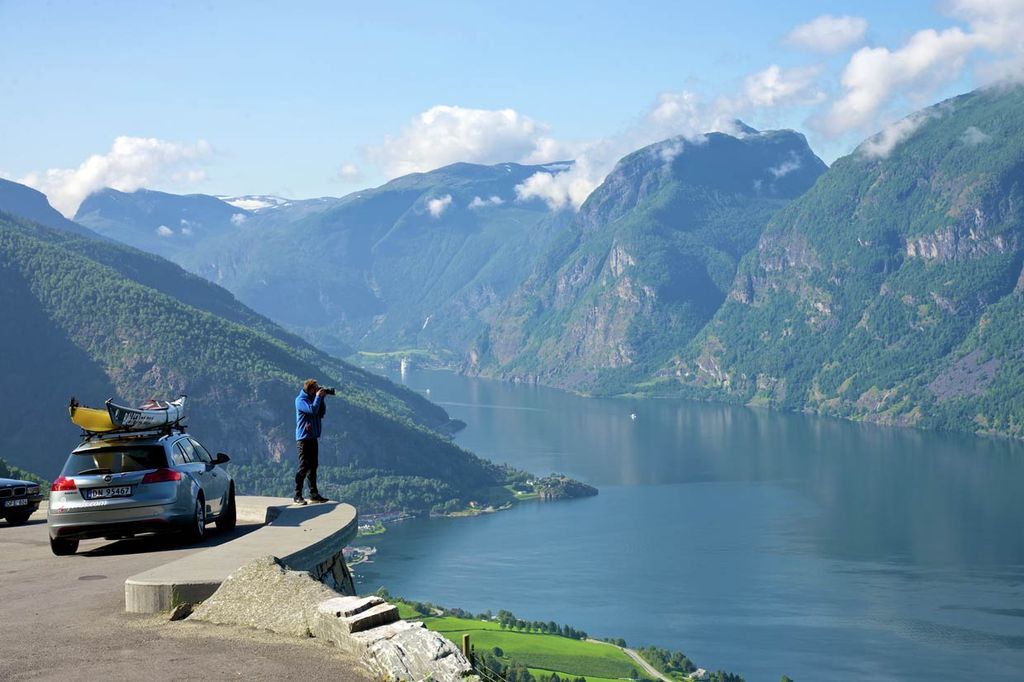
[672,85,1024,437]
[474,126,825,393]
[0,209,512,513]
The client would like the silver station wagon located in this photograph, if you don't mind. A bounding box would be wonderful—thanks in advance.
[47,428,236,555]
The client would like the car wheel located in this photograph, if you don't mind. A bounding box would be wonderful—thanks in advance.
[186,495,206,543]
[50,536,79,556]
[4,511,32,526]
[216,485,236,533]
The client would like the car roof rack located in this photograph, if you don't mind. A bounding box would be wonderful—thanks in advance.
[79,422,189,444]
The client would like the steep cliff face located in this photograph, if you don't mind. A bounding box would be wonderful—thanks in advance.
[675,85,1024,436]
[476,126,826,393]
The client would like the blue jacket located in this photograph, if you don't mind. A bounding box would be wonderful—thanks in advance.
[295,390,326,441]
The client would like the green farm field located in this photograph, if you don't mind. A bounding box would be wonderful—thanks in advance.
[411,613,642,681]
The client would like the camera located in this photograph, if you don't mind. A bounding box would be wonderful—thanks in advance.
[320,387,337,395]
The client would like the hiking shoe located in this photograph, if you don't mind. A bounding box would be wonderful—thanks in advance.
[309,494,329,503]
[293,495,307,505]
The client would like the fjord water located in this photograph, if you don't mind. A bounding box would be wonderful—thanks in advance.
[358,369,1024,681]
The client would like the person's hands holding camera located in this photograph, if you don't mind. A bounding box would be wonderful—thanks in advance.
[316,387,329,398]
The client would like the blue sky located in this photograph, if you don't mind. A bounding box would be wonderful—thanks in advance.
[1,1,1019,214]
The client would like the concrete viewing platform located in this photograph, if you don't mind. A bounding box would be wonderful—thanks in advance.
[125,496,358,613]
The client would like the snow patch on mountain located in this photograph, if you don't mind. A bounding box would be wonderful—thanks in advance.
[218,195,291,211]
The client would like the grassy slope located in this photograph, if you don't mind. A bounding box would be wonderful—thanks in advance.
[410,612,641,681]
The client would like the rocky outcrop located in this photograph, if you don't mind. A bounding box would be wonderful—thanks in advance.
[928,349,1000,401]
[309,548,357,595]
[904,219,1017,262]
[189,556,472,682]
[316,601,472,682]
[189,555,340,638]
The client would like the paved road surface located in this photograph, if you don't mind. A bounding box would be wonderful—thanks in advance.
[0,509,374,682]
[622,646,676,682]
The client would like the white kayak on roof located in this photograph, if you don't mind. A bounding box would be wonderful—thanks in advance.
[105,395,188,431]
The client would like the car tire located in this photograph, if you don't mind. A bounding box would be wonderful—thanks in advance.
[216,485,236,533]
[50,536,79,556]
[4,511,32,526]
[185,495,206,544]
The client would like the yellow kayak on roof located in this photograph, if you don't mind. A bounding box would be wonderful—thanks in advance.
[68,398,116,432]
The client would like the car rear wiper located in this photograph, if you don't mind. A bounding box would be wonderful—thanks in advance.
[76,468,113,475]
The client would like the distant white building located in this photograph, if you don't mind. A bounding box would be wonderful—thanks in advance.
[688,670,709,682]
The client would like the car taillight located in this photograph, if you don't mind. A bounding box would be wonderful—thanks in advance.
[141,468,182,484]
[51,476,77,492]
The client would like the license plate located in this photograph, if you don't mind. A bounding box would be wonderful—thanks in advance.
[85,486,133,499]
[3,498,28,507]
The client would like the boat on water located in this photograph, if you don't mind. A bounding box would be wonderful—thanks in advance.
[69,395,187,433]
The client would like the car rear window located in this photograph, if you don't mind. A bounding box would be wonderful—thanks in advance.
[62,446,168,475]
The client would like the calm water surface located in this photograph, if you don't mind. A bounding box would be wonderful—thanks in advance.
[358,369,1024,681]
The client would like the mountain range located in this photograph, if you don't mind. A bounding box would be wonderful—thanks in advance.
[474,125,826,393]
[672,85,1024,437]
[75,162,573,359]
[49,83,1024,440]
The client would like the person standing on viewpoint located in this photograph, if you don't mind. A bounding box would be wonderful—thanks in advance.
[294,378,330,504]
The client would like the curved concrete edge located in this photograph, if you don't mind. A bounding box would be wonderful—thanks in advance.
[124,579,221,615]
[125,496,357,614]
[235,496,290,524]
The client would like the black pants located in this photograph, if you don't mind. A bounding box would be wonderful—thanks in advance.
[295,438,320,497]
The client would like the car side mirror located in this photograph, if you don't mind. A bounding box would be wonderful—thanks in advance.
[214,452,231,465]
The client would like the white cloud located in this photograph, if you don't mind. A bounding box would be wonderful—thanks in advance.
[820,2,1024,137]
[961,125,993,144]
[951,0,1024,81]
[768,151,803,177]
[516,64,823,211]
[19,136,212,217]
[821,27,977,135]
[367,106,567,177]
[230,213,247,226]
[784,15,868,53]
[427,194,453,217]
[515,166,601,210]
[156,225,174,237]
[469,195,505,208]
[337,163,362,181]
[657,140,686,164]
[743,65,824,107]
[858,110,941,158]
